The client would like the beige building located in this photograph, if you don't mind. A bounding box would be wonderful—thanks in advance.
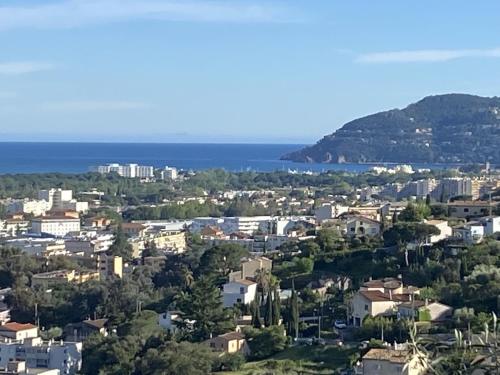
[447,200,497,218]
[31,269,100,288]
[348,203,389,222]
[121,223,147,237]
[97,255,123,279]
[229,257,272,282]
[362,348,428,375]
[150,231,187,252]
[346,216,382,237]
[206,332,249,355]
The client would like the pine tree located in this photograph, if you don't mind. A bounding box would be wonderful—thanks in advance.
[272,287,280,326]
[265,290,273,327]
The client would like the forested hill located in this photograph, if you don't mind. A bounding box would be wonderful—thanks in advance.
[282,94,500,164]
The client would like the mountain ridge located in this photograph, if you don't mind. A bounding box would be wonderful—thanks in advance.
[283,94,500,164]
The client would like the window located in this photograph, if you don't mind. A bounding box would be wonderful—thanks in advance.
[239,287,245,294]
[464,208,469,213]
[364,304,369,311]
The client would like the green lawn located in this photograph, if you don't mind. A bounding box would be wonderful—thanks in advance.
[221,344,357,375]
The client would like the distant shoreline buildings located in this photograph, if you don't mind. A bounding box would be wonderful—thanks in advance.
[90,163,178,180]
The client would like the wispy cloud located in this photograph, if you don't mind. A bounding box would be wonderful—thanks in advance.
[0,61,55,75]
[356,48,500,63]
[41,100,150,111]
[0,0,299,30]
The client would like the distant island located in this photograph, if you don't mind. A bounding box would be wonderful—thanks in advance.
[282,94,500,164]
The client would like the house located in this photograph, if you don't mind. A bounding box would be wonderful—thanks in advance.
[453,222,484,244]
[348,203,390,222]
[479,216,500,235]
[447,200,497,219]
[121,223,147,237]
[206,332,250,356]
[64,319,109,341]
[222,279,257,307]
[307,277,351,296]
[157,311,195,333]
[361,347,428,375]
[0,323,38,341]
[315,203,349,223]
[0,302,11,325]
[398,300,453,322]
[84,217,111,229]
[228,256,272,282]
[351,278,419,326]
[424,220,452,243]
[351,290,403,327]
[346,216,382,237]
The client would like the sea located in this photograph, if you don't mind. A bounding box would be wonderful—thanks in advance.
[0,142,451,174]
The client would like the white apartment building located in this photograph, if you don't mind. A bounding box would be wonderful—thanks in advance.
[161,166,178,180]
[38,189,73,209]
[37,189,88,213]
[93,163,154,178]
[222,216,273,235]
[0,323,81,375]
[6,199,51,217]
[31,217,81,237]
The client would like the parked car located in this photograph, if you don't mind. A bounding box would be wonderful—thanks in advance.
[334,320,347,329]
[295,337,313,346]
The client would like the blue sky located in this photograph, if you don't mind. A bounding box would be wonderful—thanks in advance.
[2,0,500,143]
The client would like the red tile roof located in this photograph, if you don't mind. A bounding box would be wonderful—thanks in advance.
[0,322,37,332]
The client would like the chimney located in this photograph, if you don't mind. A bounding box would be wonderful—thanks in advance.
[389,290,392,300]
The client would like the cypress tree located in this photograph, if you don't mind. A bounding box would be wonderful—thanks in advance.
[272,287,281,326]
[265,289,273,327]
[425,194,431,206]
[251,293,262,328]
[289,280,299,339]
